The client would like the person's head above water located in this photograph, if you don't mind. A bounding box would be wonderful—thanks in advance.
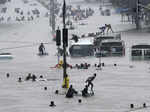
[93,73,96,77]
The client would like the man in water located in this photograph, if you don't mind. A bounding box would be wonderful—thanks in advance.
[85,73,96,93]
[39,43,45,55]
[82,85,89,97]
[66,85,78,98]
[99,26,106,35]
[105,24,114,33]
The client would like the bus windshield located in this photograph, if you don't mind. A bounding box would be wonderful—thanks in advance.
[69,45,94,57]
[101,42,122,46]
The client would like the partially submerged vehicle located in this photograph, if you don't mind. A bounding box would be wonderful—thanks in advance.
[69,37,94,57]
[94,33,121,47]
[0,53,13,59]
[131,44,150,60]
[95,39,125,57]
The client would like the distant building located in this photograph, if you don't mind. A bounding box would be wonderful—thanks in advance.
[110,0,150,9]
[85,0,110,3]
[0,0,7,4]
[110,0,150,28]
[128,0,150,8]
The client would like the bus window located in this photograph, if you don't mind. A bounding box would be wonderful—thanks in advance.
[132,50,142,56]
[144,50,150,56]
[101,46,110,51]
[144,50,150,59]
[69,45,94,57]
[101,42,122,46]
[112,47,123,53]
[99,40,125,56]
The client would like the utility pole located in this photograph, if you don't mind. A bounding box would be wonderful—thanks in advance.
[56,0,68,88]
[56,27,61,64]
[62,0,67,80]
[50,0,55,33]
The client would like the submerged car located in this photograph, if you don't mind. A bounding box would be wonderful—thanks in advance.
[0,53,13,59]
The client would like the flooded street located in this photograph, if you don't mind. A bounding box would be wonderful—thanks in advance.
[0,0,150,112]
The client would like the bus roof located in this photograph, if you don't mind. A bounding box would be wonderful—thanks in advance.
[101,39,124,43]
[70,37,94,45]
[132,44,150,49]
[96,33,121,39]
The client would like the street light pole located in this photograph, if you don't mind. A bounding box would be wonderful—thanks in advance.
[50,0,55,32]
[56,0,68,88]
[63,0,66,29]
[62,0,68,88]
[136,0,140,29]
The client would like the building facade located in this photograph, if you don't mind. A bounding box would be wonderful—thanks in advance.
[0,0,7,4]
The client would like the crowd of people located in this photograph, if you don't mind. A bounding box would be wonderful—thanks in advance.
[6,70,97,99]
[75,63,91,69]
[0,5,44,23]
[62,5,94,22]
[5,72,45,83]
[54,4,95,29]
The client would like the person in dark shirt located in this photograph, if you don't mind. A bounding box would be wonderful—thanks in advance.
[99,26,106,35]
[85,73,96,93]
[66,85,78,98]
[82,85,89,97]
[39,43,45,55]
[105,24,114,33]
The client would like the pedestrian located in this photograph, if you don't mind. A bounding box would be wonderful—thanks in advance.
[39,43,45,55]
[99,26,106,35]
[32,74,37,81]
[18,77,22,82]
[6,73,10,78]
[25,73,32,81]
[62,74,69,88]
[82,85,89,97]
[85,73,96,93]
[105,24,114,33]
[49,101,56,107]
[66,85,78,98]
[71,34,79,42]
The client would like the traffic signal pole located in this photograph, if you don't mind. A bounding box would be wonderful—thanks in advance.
[56,27,61,64]
[136,0,140,29]
[56,0,68,88]
[62,0,68,84]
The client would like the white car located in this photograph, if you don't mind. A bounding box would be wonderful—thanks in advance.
[0,53,13,59]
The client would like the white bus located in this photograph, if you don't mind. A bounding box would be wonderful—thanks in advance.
[96,39,125,57]
[131,44,150,60]
[69,37,94,57]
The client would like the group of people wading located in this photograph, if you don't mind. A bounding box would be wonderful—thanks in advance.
[65,73,97,98]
